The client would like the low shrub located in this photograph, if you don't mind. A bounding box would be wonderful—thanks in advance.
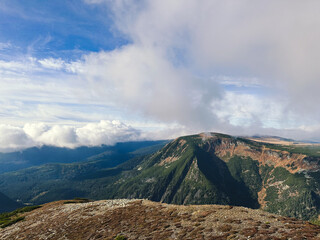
[0,205,41,228]
[114,234,128,240]
[63,198,91,204]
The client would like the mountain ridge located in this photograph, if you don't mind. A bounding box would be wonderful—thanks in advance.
[0,132,319,221]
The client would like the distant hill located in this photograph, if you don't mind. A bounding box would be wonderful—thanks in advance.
[0,140,168,205]
[248,135,320,145]
[0,191,22,213]
[0,141,168,174]
[0,199,319,239]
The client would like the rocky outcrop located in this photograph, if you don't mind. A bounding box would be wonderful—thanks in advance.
[199,134,318,174]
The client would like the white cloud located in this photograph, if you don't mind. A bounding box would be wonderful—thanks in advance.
[79,43,221,130]
[76,120,140,146]
[0,59,35,73]
[79,0,320,137]
[35,125,78,148]
[0,124,34,151]
[215,75,263,88]
[38,58,65,70]
[212,92,290,129]
[0,120,141,152]
[83,0,106,4]
[0,42,12,50]
[23,123,50,139]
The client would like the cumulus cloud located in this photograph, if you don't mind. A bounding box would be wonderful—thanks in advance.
[79,45,221,130]
[0,120,141,152]
[80,0,320,133]
[76,120,140,146]
[0,124,34,151]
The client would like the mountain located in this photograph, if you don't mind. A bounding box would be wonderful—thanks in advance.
[105,133,320,220]
[0,141,167,174]
[0,191,23,213]
[0,199,319,239]
[0,133,319,221]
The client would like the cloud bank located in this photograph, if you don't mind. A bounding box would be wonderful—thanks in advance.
[0,120,140,152]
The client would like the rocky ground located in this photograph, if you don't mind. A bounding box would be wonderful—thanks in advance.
[0,199,319,240]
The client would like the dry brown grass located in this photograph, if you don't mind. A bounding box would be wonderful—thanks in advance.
[0,199,319,240]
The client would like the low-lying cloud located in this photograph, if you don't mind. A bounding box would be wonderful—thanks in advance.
[0,120,141,152]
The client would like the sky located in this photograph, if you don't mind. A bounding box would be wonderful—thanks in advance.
[1,0,320,151]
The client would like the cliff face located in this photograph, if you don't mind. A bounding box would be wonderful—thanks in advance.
[1,199,319,240]
[109,133,320,220]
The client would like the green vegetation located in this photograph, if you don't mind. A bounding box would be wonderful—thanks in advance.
[0,205,41,228]
[263,167,319,220]
[0,216,25,228]
[266,190,319,220]
[310,219,320,226]
[265,186,278,202]
[10,205,42,214]
[63,198,91,204]
[260,164,274,184]
[114,235,128,240]
[227,156,262,200]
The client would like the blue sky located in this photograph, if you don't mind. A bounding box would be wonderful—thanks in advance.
[0,0,126,59]
[1,0,320,151]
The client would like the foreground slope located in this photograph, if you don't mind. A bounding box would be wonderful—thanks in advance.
[0,199,319,240]
[108,133,320,220]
